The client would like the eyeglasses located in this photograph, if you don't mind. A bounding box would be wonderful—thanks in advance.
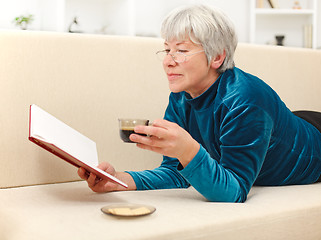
[156,50,205,63]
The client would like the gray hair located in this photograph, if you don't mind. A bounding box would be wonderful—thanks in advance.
[161,5,238,73]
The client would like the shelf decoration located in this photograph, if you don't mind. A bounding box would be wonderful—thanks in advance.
[275,35,285,46]
[68,17,83,33]
[257,0,264,8]
[13,14,34,30]
[267,0,279,8]
[304,24,313,48]
[293,1,302,9]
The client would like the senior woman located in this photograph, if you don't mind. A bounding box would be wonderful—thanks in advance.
[78,5,321,202]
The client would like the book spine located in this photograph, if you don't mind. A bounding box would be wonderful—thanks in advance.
[268,0,279,8]
[29,105,32,138]
[257,0,264,8]
[304,24,313,48]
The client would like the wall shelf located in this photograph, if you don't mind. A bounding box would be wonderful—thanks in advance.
[255,9,314,15]
[1,0,320,48]
[250,0,317,49]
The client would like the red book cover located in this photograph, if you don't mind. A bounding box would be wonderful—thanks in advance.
[29,104,128,188]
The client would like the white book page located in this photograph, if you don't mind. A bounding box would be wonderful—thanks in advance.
[30,104,98,168]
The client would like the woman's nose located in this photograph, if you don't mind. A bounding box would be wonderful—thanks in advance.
[163,54,177,66]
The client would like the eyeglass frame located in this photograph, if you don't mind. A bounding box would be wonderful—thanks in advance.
[156,49,205,63]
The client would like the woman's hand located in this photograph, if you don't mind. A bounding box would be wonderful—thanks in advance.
[77,162,136,193]
[130,119,200,167]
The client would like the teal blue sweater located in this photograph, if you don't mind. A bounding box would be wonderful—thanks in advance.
[127,67,321,202]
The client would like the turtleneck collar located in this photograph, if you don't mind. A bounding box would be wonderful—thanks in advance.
[185,73,223,111]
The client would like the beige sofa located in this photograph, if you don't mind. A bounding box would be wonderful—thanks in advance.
[1,30,321,240]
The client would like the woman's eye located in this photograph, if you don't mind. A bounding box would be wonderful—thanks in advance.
[177,49,188,53]
[164,49,170,54]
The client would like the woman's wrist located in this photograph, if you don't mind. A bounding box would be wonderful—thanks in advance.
[178,140,200,168]
[115,172,137,191]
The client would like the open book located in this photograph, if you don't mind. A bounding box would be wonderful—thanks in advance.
[28,104,128,188]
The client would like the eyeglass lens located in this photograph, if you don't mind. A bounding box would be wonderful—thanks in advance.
[156,51,185,63]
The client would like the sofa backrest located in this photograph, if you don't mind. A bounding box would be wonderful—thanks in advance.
[1,31,321,188]
[0,31,167,188]
[235,43,321,112]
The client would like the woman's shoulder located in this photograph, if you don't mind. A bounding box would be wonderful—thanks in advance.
[219,67,280,108]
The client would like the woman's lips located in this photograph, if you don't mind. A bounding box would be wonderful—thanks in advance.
[167,73,182,81]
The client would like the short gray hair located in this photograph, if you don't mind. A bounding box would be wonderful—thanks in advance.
[161,5,238,73]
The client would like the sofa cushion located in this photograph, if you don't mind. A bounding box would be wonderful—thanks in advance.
[1,181,321,240]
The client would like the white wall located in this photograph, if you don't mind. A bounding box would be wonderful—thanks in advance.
[0,0,251,43]
[0,0,320,48]
[0,0,41,30]
[317,1,321,49]
[134,0,250,42]
[190,0,250,43]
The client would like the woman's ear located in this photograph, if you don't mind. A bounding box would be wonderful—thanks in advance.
[210,50,226,70]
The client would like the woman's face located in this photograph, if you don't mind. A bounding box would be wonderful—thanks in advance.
[162,39,219,98]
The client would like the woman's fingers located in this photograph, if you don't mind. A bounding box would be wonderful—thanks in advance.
[129,119,199,166]
[78,167,89,180]
[77,162,124,193]
[87,172,98,187]
[132,119,176,141]
[134,125,166,139]
[152,119,175,128]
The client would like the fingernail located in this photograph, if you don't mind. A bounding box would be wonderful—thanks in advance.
[129,134,136,141]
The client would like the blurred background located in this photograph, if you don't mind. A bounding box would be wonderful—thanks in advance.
[0,0,320,49]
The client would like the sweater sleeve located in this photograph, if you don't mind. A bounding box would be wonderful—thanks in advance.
[126,156,190,190]
[179,104,273,202]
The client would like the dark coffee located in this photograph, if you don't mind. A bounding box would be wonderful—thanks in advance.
[120,128,147,143]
